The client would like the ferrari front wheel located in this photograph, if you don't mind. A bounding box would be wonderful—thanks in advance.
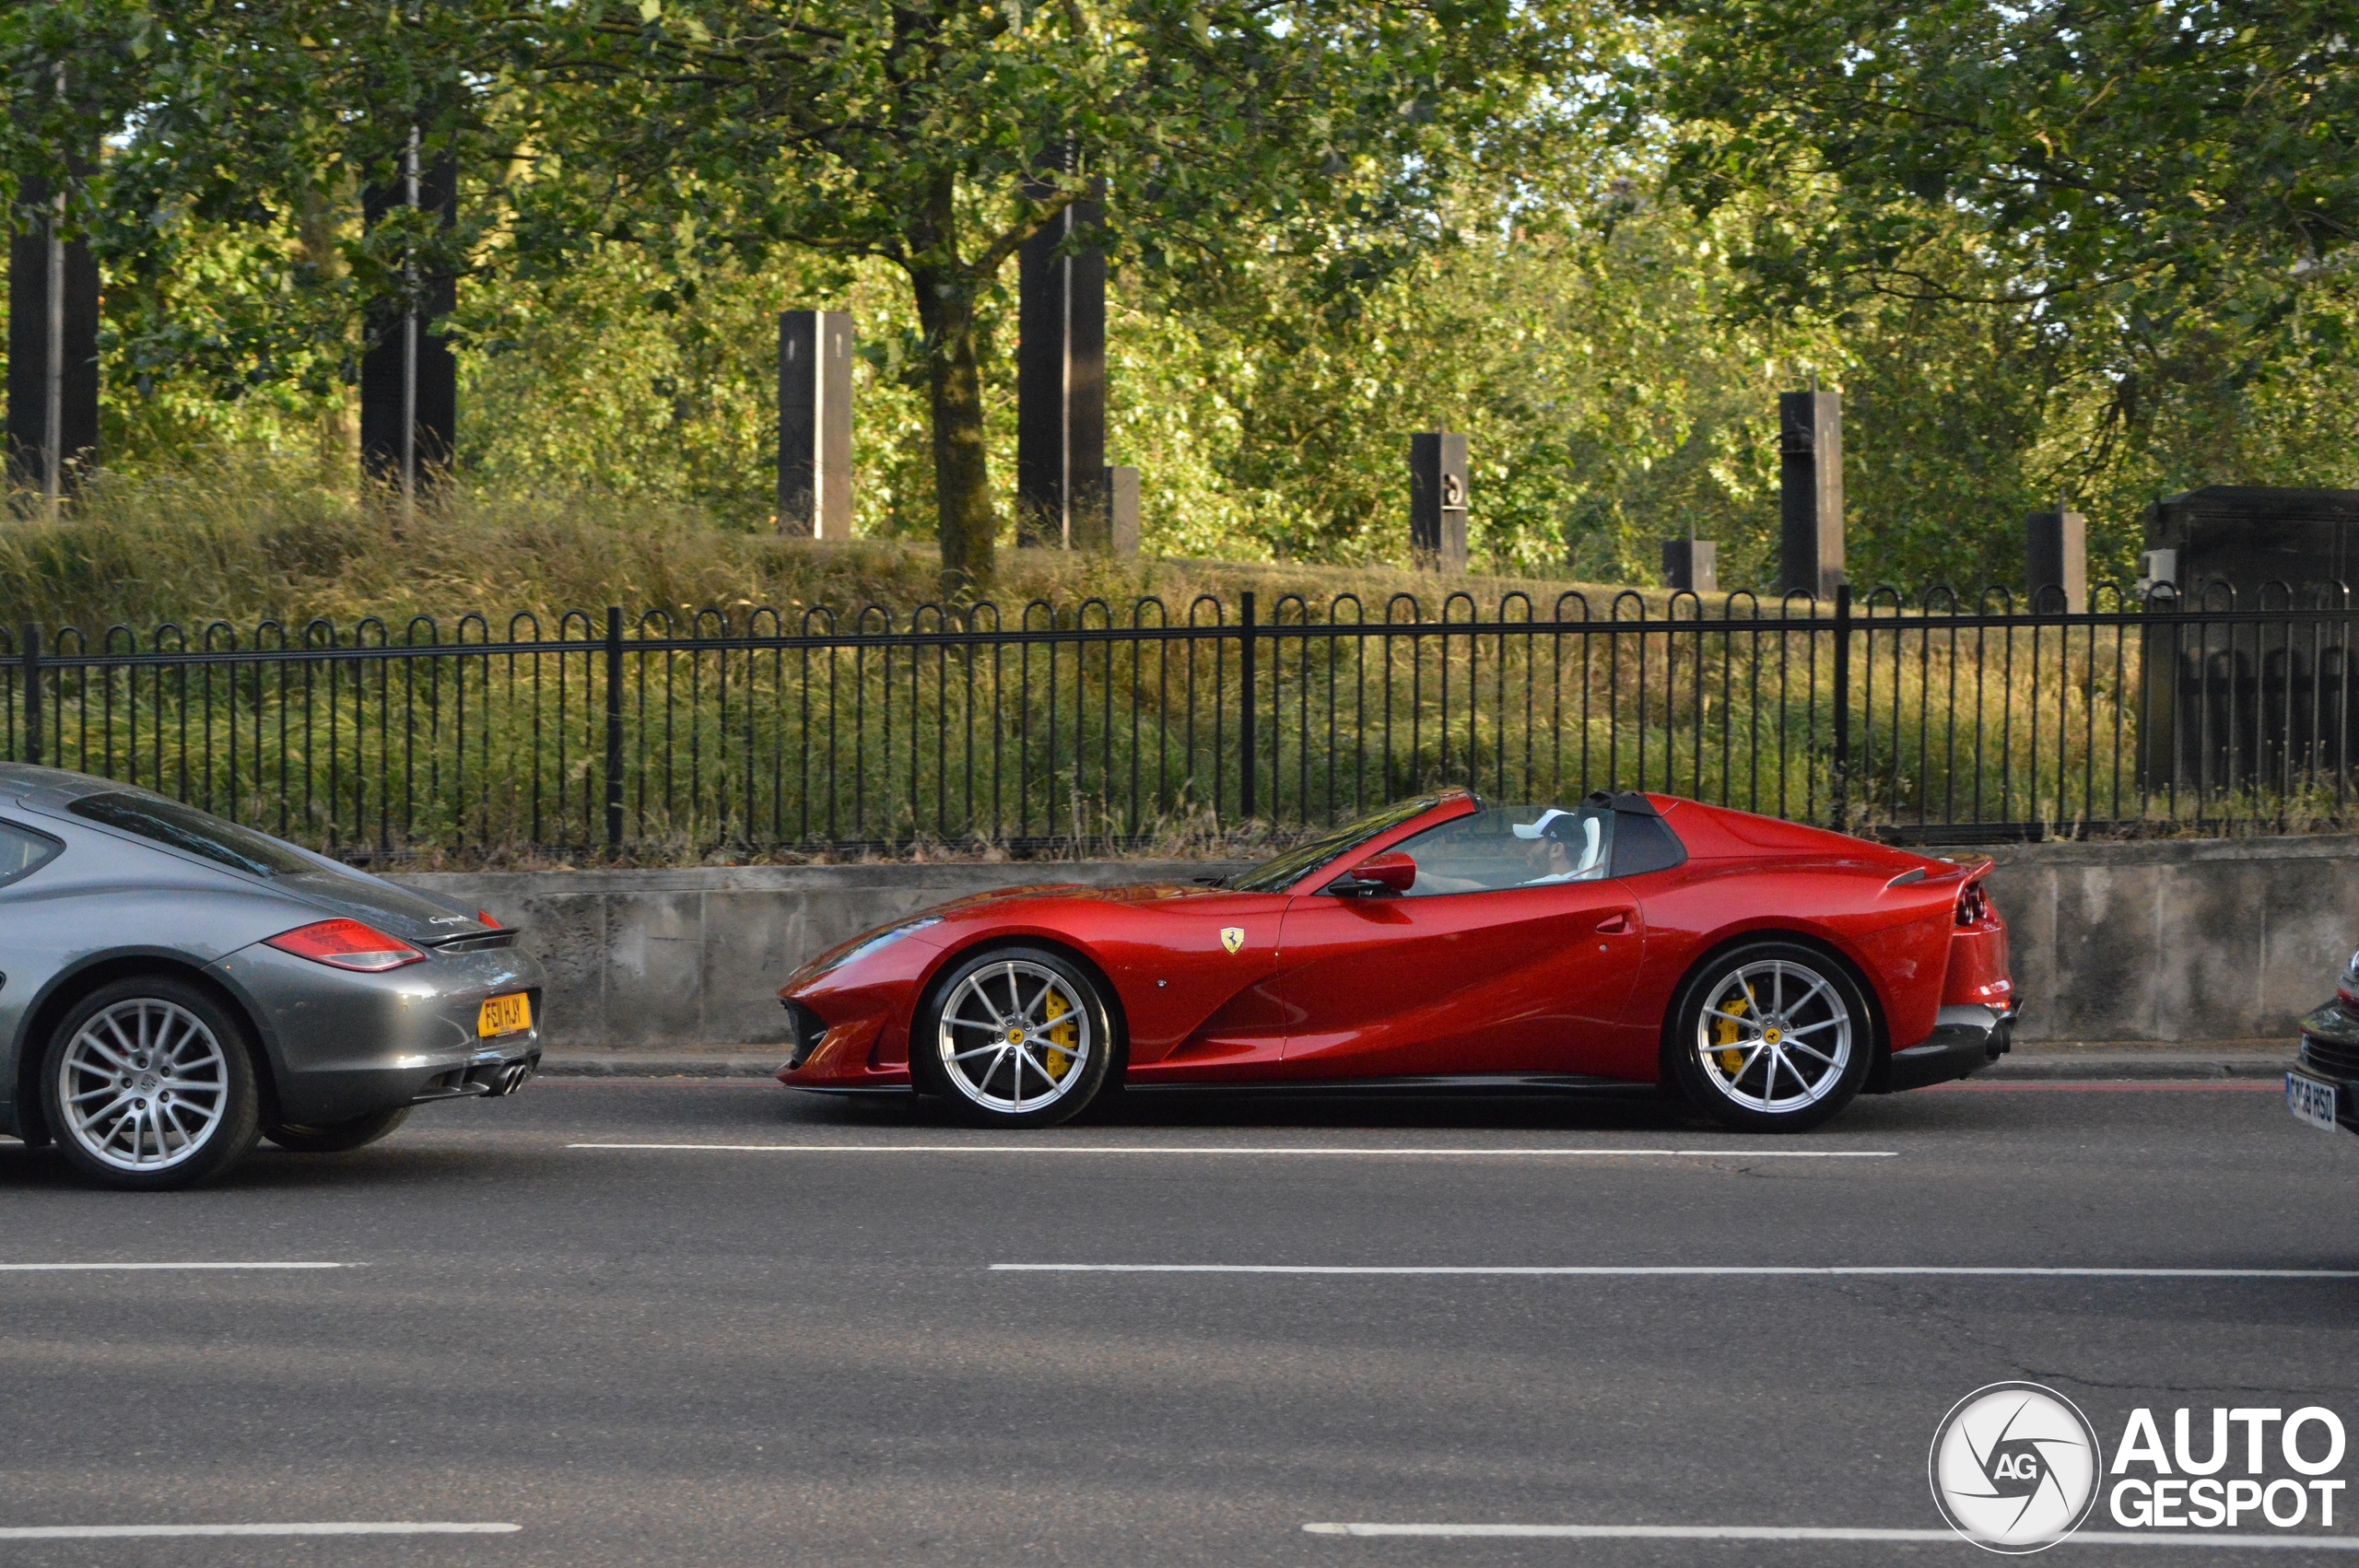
[1669,942,1871,1133]
[918,946,1116,1128]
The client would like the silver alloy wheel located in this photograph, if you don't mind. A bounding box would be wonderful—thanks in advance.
[1693,957,1854,1114]
[935,959,1093,1114]
[55,998,231,1173]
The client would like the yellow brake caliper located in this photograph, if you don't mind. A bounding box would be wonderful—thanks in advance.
[1041,989,1076,1080]
[1714,997,1748,1074]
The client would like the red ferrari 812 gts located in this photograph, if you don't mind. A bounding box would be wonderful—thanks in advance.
[776,790,2016,1131]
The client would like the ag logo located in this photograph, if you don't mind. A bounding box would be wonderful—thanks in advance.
[1220,927,1246,954]
[1930,1382,2102,1553]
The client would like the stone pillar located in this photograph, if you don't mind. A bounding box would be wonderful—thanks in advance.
[1104,465,1140,556]
[778,310,854,538]
[1778,390,1844,599]
[2025,506,2087,613]
[1016,164,1106,547]
[6,174,100,497]
[1661,538,1718,594]
[358,146,459,490]
[1409,432,1469,571]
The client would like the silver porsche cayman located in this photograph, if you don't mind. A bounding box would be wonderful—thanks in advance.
[0,764,545,1189]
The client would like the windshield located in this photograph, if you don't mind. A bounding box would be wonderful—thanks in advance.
[1227,796,1442,893]
[68,790,318,878]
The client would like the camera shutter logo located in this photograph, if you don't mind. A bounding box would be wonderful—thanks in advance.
[1930,1382,2102,1552]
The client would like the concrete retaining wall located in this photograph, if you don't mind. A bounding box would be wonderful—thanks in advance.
[1976,835,2356,1045]
[389,860,1244,1052]
[392,835,2359,1053]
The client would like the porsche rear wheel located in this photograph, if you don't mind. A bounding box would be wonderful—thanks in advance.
[919,947,1114,1128]
[1669,942,1871,1133]
[41,977,263,1189]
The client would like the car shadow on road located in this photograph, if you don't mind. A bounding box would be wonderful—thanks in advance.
[798,1082,1703,1133]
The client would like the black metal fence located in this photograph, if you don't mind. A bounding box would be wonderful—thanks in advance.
[6,582,2354,862]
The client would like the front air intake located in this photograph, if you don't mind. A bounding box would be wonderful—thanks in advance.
[781,1000,829,1070]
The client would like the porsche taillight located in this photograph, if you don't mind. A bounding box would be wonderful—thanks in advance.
[1956,882,1991,927]
[264,918,427,972]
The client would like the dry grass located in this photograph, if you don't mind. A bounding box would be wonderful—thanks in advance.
[3,455,1643,637]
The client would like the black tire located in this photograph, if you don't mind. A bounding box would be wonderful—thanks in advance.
[1666,940,1873,1134]
[263,1106,412,1153]
[913,945,1117,1128]
[41,976,264,1190]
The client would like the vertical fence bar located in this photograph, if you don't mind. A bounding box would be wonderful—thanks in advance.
[19,624,41,767]
[1238,591,1258,823]
[604,605,625,854]
[1829,584,1851,831]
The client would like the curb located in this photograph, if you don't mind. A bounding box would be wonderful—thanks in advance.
[1981,1053,2291,1082]
[536,1049,2300,1085]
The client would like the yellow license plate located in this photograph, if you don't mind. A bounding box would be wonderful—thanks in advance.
[477,992,533,1037]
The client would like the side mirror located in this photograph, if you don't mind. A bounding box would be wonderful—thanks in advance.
[1330,849,1416,896]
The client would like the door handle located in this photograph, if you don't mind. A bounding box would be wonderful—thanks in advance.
[1594,912,1631,934]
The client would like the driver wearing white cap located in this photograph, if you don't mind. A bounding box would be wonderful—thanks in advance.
[1514,807,1607,884]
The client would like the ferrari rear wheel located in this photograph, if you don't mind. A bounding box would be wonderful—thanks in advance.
[1669,942,1871,1133]
[920,946,1114,1128]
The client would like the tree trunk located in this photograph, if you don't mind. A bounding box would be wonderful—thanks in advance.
[911,263,996,593]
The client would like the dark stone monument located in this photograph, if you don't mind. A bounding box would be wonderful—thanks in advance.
[1409,432,1469,571]
[358,146,459,494]
[2135,486,2359,794]
[6,173,100,499]
[1661,538,1718,595]
[778,310,854,539]
[1104,465,1140,556]
[2025,506,2087,613]
[1017,167,1106,548]
[1778,390,1844,600]
[2142,486,2359,603]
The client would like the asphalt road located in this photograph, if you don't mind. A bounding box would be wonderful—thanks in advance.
[6,1076,2359,1565]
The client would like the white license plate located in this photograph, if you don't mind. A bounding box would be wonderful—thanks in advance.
[2288,1071,2341,1132]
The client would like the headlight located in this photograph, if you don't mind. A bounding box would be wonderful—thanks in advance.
[2341,947,2359,1007]
[809,917,943,979]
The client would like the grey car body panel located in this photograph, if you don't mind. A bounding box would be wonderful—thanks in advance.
[0,764,545,1137]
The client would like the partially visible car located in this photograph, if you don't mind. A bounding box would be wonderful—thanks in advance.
[2288,950,2359,1135]
[775,789,2018,1132]
[0,764,545,1189]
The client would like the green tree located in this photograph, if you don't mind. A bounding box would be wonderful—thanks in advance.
[515,0,1573,589]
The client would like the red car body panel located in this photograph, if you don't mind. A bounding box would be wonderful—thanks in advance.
[777,792,2013,1094]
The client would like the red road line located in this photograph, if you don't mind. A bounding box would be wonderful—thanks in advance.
[1928,1079,2281,1093]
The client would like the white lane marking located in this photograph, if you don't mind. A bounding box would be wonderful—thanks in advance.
[1303,1523,2359,1548]
[995,1265,2359,1277]
[0,1262,349,1272]
[0,1523,517,1539]
[569,1143,1896,1157]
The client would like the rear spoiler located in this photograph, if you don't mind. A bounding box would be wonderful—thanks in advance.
[1888,854,1989,892]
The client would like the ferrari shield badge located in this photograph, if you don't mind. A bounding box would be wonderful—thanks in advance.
[1220,927,1246,954]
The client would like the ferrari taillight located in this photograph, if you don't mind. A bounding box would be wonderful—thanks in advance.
[264,918,427,972]
[1956,883,1991,927]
